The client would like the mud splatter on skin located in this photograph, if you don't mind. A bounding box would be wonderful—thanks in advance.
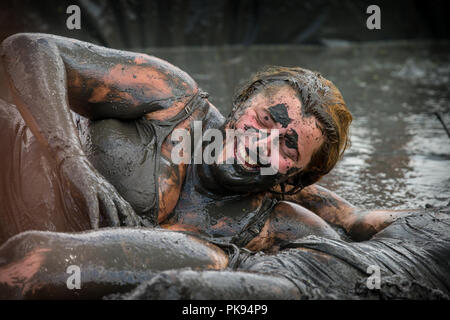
[284,129,298,151]
[286,166,301,176]
[268,104,292,128]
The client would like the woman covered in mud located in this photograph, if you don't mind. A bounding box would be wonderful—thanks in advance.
[0,33,449,299]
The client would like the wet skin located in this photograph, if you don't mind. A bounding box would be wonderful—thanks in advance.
[0,33,411,251]
[0,228,229,299]
[0,33,422,299]
[223,84,324,175]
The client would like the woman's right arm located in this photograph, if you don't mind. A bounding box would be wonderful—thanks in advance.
[1,32,198,163]
[1,33,197,228]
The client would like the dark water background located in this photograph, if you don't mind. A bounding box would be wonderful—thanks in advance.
[148,41,450,209]
[1,0,448,210]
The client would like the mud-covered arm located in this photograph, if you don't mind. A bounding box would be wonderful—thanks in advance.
[1,32,197,159]
[243,200,340,252]
[0,33,197,227]
[283,184,416,241]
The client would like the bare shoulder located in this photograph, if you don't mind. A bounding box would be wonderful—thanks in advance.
[277,184,356,230]
[202,101,226,130]
[245,199,340,252]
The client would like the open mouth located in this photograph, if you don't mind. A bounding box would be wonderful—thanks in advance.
[233,137,270,172]
[234,138,259,171]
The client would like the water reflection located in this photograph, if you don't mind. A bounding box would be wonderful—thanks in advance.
[148,41,450,209]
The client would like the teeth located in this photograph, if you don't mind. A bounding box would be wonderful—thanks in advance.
[238,143,246,164]
[237,140,258,168]
[248,149,258,164]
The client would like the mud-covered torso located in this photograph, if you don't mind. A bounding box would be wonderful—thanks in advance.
[81,117,159,216]
[238,206,450,298]
[75,95,274,240]
[74,91,333,247]
[76,105,326,246]
[76,94,211,223]
[164,173,270,240]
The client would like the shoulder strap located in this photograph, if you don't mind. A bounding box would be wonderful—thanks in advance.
[230,196,278,247]
[137,90,210,226]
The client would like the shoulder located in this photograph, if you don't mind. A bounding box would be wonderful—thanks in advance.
[128,52,198,97]
[202,101,226,130]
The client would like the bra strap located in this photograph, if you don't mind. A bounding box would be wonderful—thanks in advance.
[138,89,210,226]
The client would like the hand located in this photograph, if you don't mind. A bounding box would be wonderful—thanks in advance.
[58,155,143,228]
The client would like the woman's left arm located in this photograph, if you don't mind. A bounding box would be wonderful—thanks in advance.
[283,184,417,241]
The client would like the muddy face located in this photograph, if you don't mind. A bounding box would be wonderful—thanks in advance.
[209,84,324,194]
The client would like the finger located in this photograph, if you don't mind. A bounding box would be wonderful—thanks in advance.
[98,193,120,227]
[138,216,153,228]
[114,198,139,227]
[116,199,139,226]
[85,194,100,229]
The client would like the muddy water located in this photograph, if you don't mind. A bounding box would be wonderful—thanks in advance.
[147,41,450,209]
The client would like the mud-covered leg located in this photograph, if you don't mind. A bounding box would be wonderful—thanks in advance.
[0,228,228,299]
[0,99,94,244]
[118,269,302,300]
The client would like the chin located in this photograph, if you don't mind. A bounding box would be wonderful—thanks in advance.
[210,162,282,194]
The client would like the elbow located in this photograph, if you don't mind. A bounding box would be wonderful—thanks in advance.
[1,33,62,87]
[1,33,57,63]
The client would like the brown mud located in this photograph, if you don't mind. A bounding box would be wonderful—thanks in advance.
[268,103,292,128]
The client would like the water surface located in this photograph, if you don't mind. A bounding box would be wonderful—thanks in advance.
[147,41,450,209]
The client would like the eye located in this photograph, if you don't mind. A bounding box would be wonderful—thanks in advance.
[257,111,272,127]
[280,138,298,162]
